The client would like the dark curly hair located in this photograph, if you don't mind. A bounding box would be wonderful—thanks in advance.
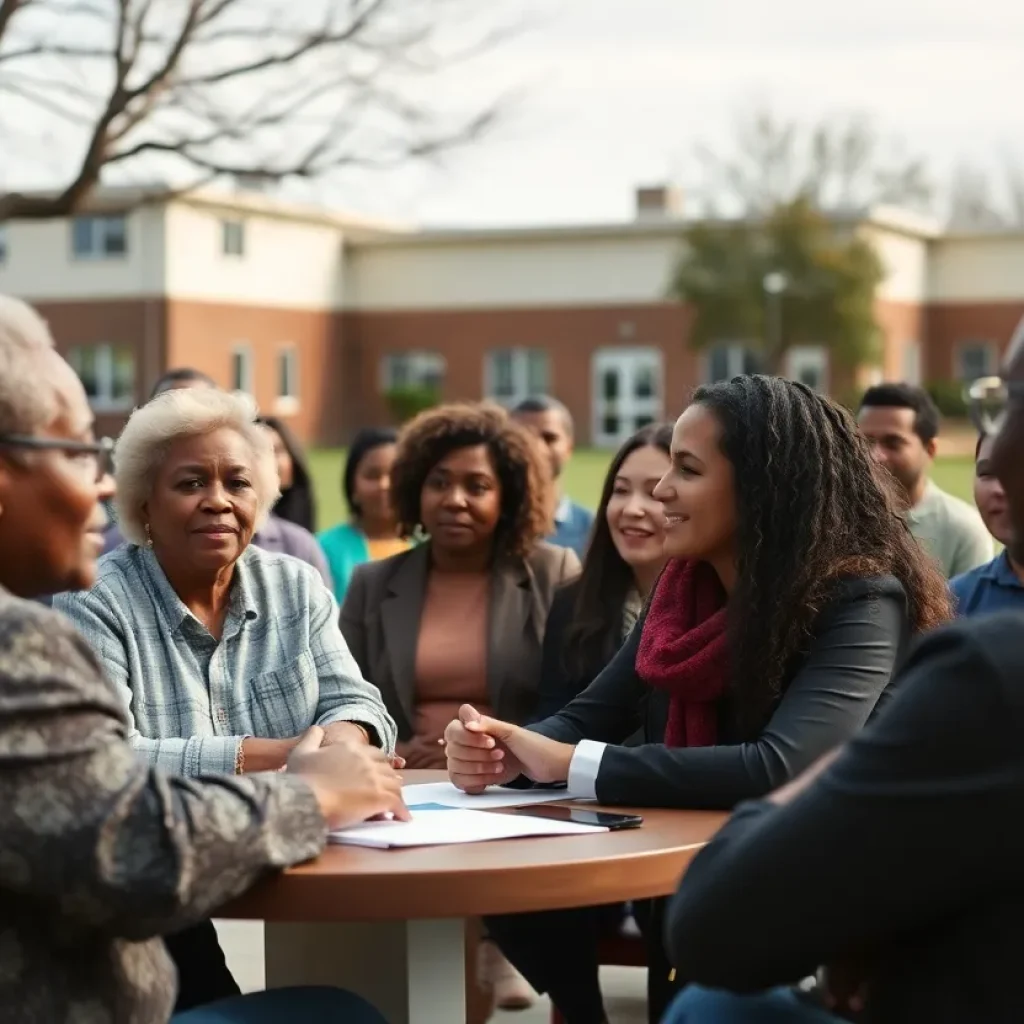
[390,401,550,559]
[692,375,952,737]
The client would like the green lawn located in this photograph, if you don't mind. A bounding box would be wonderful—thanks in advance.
[310,449,977,532]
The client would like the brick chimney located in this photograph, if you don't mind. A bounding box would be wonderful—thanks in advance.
[635,184,683,221]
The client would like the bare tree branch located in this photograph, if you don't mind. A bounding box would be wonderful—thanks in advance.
[687,106,936,217]
[0,0,515,221]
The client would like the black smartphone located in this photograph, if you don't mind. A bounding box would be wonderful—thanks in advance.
[509,805,643,830]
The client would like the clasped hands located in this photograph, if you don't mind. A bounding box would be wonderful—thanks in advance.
[443,703,576,794]
[320,721,406,769]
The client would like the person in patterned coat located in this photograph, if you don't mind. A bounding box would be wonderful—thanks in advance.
[0,294,406,1024]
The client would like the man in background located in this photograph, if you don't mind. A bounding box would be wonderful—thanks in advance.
[858,383,991,578]
[512,396,594,558]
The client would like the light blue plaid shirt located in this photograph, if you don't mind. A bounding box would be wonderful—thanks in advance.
[54,544,396,776]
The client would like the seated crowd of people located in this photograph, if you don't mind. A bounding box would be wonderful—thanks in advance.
[0,286,1021,1024]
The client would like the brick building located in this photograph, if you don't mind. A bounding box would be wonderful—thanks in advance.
[0,185,1019,446]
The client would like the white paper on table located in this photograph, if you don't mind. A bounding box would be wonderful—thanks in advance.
[401,781,581,811]
[328,808,607,849]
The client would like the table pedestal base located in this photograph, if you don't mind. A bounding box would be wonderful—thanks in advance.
[264,919,467,1024]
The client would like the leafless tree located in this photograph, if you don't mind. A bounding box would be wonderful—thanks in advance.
[947,154,1024,230]
[0,0,516,221]
[685,106,934,217]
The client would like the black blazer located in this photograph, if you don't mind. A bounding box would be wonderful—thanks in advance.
[535,580,594,721]
[341,542,580,740]
[530,575,910,809]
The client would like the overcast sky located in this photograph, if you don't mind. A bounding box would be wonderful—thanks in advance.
[344,0,1024,227]
[5,0,1023,228]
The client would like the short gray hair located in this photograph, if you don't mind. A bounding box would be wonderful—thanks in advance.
[114,388,280,546]
[0,295,60,435]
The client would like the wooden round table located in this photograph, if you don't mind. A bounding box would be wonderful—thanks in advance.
[219,770,726,1024]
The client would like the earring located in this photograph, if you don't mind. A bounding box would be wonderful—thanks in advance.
[144,523,153,549]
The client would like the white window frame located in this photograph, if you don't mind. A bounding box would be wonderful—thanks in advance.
[0,223,8,264]
[221,218,246,258]
[704,343,762,382]
[954,340,997,382]
[67,343,135,412]
[71,214,128,260]
[231,344,254,394]
[484,348,550,406]
[380,351,446,392]
[274,345,299,413]
[785,345,830,393]
[591,346,664,448]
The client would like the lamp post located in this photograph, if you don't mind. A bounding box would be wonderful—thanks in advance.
[763,271,788,375]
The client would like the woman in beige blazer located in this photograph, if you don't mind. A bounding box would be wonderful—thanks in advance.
[340,401,580,1013]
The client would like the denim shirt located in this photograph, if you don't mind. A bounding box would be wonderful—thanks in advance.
[548,497,595,559]
[950,551,1024,617]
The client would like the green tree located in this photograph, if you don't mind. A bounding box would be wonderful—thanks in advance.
[669,198,884,376]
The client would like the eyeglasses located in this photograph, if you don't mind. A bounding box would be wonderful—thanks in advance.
[964,377,1024,435]
[0,435,115,483]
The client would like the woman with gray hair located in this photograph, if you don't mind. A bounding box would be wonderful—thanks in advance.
[0,293,404,1022]
[54,385,397,1012]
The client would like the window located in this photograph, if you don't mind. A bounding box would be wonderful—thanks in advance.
[71,215,127,259]
[221,218,246,257]
[706,344,763,382]
[0,224,8,264]
[67,344,135,410]
[277,347,298,404]
[956,342,995,382]
[231,345,254,394]
[592,347,664,447]
[785,346,829,392]
[484,348,549,405]
[381,351,445,391]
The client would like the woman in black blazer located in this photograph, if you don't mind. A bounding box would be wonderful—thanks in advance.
[445,376,954,1024]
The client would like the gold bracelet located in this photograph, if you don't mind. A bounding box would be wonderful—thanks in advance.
[234,742,246,775]
[351,723,370,744]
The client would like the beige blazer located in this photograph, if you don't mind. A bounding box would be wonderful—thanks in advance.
[340,542,580,739]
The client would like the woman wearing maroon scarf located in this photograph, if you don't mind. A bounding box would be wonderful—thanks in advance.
[445,375,951,1024]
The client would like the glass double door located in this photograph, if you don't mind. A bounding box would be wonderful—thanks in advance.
[592,347,664,448]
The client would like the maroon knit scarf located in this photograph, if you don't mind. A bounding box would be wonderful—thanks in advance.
[635,559,729,748]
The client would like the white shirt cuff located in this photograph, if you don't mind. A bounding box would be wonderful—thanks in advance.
[567,739,608,800]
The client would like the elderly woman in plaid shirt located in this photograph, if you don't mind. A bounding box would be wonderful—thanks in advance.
[54,386,397,1014]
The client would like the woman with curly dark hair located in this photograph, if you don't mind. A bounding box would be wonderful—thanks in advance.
[446,375,952,1024]
[340,401,581,1012]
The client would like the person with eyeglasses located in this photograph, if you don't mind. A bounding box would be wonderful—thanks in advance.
[0,295,402,1023]
[659,326,1024,1023]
